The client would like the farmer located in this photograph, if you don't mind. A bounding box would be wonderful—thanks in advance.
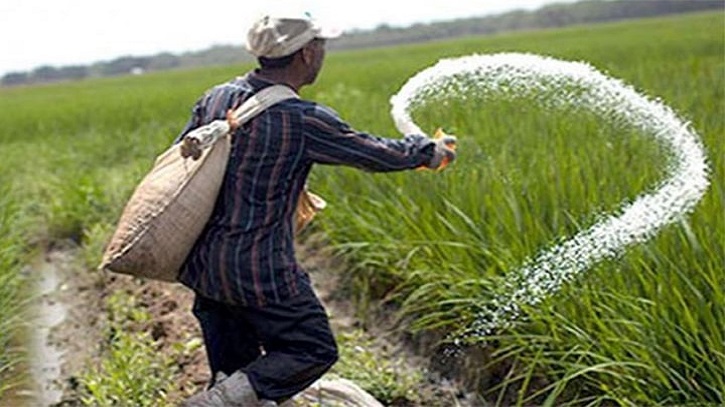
[179,12,456,407]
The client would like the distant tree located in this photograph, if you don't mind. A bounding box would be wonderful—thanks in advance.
[1,72,30,86]
[540,4,577,27]
[178,45,251,68]
[58,65,89,80]
[32,65,64,82]
[147,52,181,71]
[378,23,395,31]
[99,56,150,76]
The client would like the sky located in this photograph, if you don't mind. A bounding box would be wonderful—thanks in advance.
[0,0,576,76]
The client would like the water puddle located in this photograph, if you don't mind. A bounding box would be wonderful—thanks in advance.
[2,254,68,407]
[30,257,67,406]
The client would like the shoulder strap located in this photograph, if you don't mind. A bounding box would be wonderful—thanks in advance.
[231,85,299,126]
[178,85,299,160]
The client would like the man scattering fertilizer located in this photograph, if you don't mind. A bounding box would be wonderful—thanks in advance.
[179,12,457,407]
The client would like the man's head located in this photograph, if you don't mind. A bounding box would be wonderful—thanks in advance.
[246,14,340,86]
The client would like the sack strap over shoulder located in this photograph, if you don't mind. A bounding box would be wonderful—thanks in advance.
[180,85,298,160]
[231,85,299,126]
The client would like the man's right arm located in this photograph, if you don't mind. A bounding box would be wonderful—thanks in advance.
[302,104,438,172]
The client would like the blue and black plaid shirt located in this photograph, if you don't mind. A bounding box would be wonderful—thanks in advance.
[177,71,435,307]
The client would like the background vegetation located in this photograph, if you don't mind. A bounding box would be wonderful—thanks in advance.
[0,183,26,395]
[1,0,721,87]
[0,10,722,406]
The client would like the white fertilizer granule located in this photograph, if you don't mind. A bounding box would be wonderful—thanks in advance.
[390,53,710,340]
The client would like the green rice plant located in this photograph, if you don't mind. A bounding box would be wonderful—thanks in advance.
[0,184,25,397]
[41,171,115,242]
[78,291,176,407]
[323,93,670,323]
[483,229,724,406]
[79,222,117,270]
[310,11,724,405]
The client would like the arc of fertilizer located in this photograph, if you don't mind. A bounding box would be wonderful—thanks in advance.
[390,53,711,339]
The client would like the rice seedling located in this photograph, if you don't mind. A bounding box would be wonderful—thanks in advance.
[0,184,26,396]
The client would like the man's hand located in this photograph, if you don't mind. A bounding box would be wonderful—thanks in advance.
[425,128,457,171]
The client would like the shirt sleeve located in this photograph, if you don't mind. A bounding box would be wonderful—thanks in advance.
[173,82,242,144]
[302,104,435,172]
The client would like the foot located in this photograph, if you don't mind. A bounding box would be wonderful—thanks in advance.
[182,371,274,407]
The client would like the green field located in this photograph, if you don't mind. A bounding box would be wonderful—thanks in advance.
[0,11,722,406]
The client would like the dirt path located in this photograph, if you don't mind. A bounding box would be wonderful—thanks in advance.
[18,237,473,407]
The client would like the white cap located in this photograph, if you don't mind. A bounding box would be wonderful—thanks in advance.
[246,13,341,59]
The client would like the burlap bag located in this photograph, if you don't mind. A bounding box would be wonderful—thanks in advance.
[100,85,307,282]
[296,189,327,232]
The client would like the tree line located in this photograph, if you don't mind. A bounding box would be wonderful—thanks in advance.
[2,0,722,87]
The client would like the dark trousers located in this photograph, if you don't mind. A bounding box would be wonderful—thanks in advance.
[191,277,339,402]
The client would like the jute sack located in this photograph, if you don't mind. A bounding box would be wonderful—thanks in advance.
[100,85,301,282]
[296,189,327,232]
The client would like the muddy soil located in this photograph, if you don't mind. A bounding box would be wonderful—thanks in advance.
[16,236,476,407]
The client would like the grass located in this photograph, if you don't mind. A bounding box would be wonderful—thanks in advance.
[331,329,424,405]
[77,291,177,407]
[0,184,26,395]
[0,10,722,406]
